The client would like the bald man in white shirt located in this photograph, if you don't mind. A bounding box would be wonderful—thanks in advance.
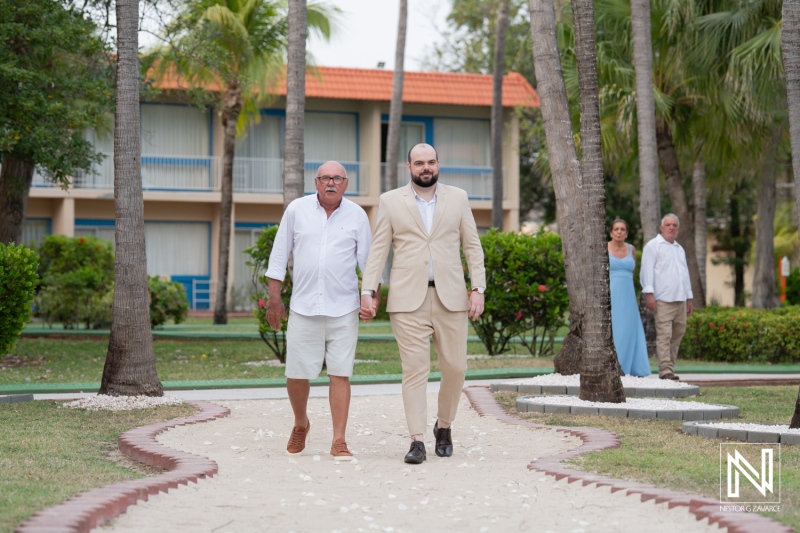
[640,213,694,381]
[265,161,374,460]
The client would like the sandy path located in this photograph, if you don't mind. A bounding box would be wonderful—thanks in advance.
[99,393,720,533]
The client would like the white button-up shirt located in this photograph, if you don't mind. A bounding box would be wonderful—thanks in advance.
[639,233,693,302]
[266,194,372,317]
[412,183,437,281]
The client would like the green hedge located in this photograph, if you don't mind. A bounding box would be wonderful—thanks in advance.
[683,306,800,363]
[0,243,39,352]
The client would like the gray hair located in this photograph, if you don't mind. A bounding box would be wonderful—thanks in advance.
[661,213,680,226]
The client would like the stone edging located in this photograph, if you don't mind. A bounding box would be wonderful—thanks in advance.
[682,421,800,444]
[15,400,230,533]
[491,382,700,398]
[516,395,740,421]
[0,394,34,403]
[464,385,790,533]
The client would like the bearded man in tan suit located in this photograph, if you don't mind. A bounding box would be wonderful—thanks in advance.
[360,143,486,464]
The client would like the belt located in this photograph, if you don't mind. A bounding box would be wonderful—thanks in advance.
[428,280,435,287]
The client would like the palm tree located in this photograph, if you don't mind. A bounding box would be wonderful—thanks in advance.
[284,0,308,209]
[529,0,624,402]
[99,0,163,396]
[384,0,407,193]
[629,0,660,242]
[491,0,510,229]
[151,0,332,324]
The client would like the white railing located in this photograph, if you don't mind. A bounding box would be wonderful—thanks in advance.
[31,153,370,196]
[380,163,505,200]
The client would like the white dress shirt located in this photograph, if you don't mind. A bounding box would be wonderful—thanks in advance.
[266,194,372,317]
[639,233,693,302]
[411,183,437,281]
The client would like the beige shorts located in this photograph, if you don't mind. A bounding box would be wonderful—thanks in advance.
[285,310,359,379]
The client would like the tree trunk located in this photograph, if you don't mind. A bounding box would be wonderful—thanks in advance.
[729,191,746,306]
[99,0,162,397]
[656,124,706,307]
[782,0,800,428]
[571,0,624,402]
[692,160,707,294]
[384,0,407,193]
[630,0,660,242]
[529,0,586,377]
[0,156,35,245]
[752,124,782,309]
[491,0,509,230]
[283,0,307,209]
[214,87,242,324]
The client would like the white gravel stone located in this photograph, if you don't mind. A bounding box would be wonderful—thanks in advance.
[520,395,723,410]
[60,395,184,411]
[506,373,695,389]
[698,422,800,435]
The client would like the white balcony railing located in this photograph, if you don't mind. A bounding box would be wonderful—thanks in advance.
[32,153,370,196]
[380,163,505,200]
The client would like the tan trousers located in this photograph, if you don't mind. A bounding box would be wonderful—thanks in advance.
[654,300,687,376]
[389,287,468,436]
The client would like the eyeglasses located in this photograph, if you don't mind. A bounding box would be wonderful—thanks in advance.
[317,175,347,184]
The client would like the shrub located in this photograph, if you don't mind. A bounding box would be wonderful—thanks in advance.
[0,243,39,352]
[35,235,115,328]
[683,306,800,363]
[246,226,290,362]
[466,229,569,356]
[786,267,800,305]
[148,276,189,327]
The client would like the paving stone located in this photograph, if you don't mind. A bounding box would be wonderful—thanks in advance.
[489,384,500,392]
[681,422,699,435]
[702,408,723,420]
[543,404,570,414]
[655,388,675,398]
[717,428,748,441]
[566,385,580,395]
[3,394,34,403]
[682,410,704,421]
[780,433,800,445]
[628,409,656,419]
[496,383,519,392]
[720,407,740,419]
[522,401,545,414]
[697,425,719,438]
[656,410,683,420]
[598,406,629,418]
[0,396,8,404]
[747,430,780,443]
[570,405,599,416]
[633,387,657,398]
[518,384,542,394]
[541,385,567,394]
[515,399,529,413]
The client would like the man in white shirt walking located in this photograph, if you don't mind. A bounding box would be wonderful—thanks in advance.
[265,161,373,460]
[640,213,694,381]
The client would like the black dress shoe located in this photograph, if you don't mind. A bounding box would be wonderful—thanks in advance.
[404,441,426,464]
[433,421,453,457]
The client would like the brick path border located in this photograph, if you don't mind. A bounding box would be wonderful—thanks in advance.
[15,400,230,533]
[464,385,791,533]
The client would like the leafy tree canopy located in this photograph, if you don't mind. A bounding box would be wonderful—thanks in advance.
[0,0,114,185]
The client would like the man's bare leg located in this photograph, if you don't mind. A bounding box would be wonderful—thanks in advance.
[329,375,350,443]
[287,378,310,428]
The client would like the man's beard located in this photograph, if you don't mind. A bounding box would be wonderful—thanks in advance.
[410,170,439,189]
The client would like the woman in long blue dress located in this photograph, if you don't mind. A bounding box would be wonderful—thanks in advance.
[608,219,651,376]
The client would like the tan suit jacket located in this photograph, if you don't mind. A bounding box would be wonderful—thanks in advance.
[362,182,486,313]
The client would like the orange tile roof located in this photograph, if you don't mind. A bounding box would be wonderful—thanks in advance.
[153,66,539,108]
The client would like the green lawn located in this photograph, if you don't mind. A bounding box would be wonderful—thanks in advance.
[0,401,196,533]
[495,386,800,530]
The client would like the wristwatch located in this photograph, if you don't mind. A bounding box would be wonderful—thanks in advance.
[471,287,485,294]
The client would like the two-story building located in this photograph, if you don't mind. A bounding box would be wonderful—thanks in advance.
[24,66,539,309]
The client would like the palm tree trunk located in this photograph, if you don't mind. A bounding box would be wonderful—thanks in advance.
[283,0,307,209]
[752,124,782,309]
[214,87,242,324]
[692,160,706,294]
[571,0,624,402]
[384,0,407,193]
[0,156,35,245]
[782,0,800,429]
[630,0,660,242]
[529,0,586,377]
[491,0,509,230]
[656,124,706,307]
[99,0,162,397]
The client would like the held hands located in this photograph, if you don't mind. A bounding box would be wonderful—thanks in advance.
[266,299,286,330]
[360,294,378,322]
[468,290,484,320]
